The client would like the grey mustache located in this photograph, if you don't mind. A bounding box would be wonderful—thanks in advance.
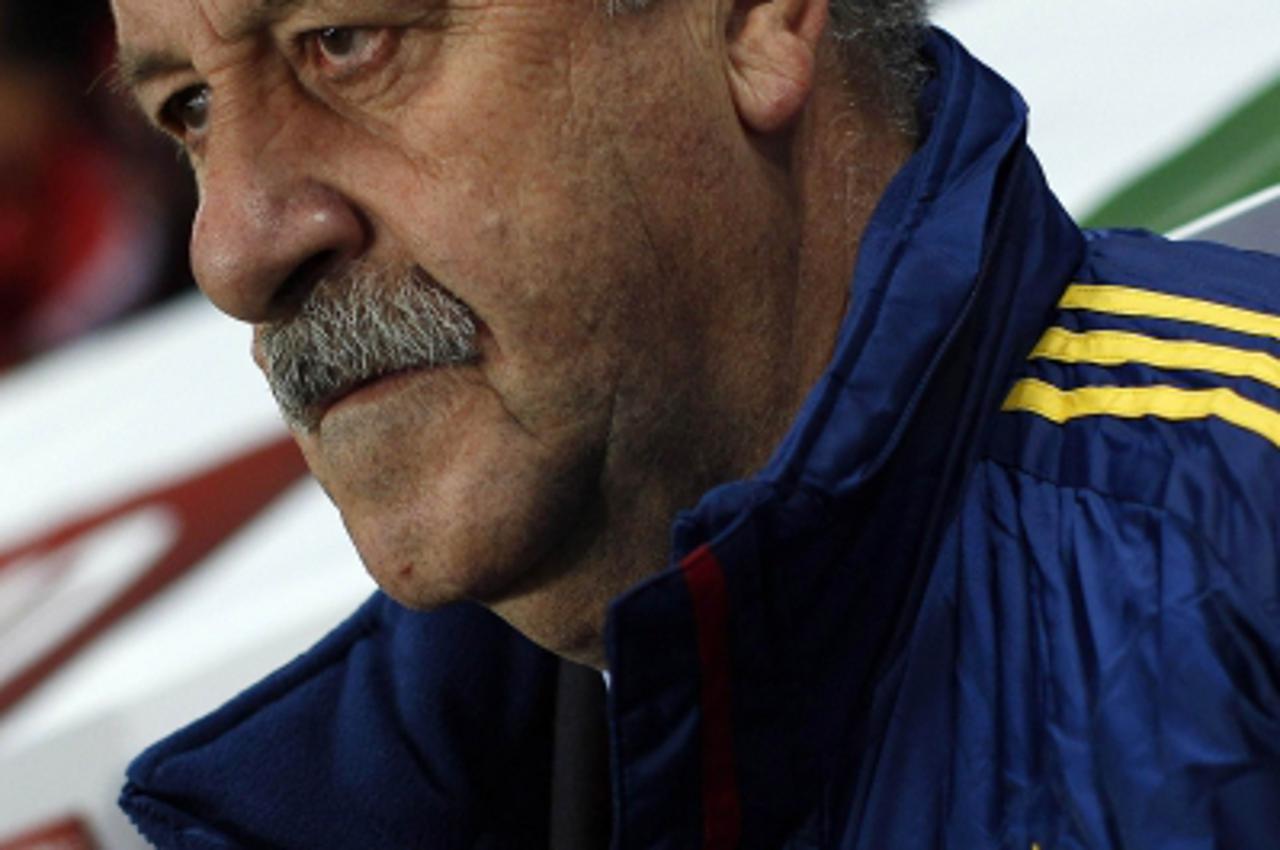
[258,262,479,430]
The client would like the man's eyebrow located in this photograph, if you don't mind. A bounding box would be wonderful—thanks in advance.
[225,0,310,40]
[113,0,311,96]
[113,49,193,99]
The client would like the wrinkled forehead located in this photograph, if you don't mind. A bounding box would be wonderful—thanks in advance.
[114,0,426,40]
[113,0,317,57]
[112,0,339,99]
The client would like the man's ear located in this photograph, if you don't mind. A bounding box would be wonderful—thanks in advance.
[724,0,827,133]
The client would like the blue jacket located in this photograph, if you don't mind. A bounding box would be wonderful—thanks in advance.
[121,31,1280,849]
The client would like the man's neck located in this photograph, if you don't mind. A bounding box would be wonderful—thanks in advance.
[486,48,917,670]
[789,47,918,416]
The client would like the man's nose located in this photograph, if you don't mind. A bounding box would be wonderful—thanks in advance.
[190,143,367,323]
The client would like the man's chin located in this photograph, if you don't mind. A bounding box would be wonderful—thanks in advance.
[287,370,615,650]
[331,456,607,620]
[345,518,535,611]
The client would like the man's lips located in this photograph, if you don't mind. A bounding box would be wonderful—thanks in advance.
[309,364,436,424]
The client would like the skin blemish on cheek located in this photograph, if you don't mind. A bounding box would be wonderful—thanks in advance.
[478,207,511,243]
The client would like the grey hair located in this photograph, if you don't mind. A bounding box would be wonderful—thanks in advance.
[829,0,930,125]
[612,0,930,127]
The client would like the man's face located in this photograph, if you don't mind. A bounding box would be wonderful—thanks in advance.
[113,0,774,642]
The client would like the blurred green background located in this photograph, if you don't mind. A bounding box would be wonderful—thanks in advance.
[1084,73,1280,232]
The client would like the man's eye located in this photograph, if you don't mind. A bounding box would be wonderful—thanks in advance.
[305,27,395,81]
[160,84,211,137]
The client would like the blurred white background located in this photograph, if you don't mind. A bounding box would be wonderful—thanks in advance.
[934,0,1280,216]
